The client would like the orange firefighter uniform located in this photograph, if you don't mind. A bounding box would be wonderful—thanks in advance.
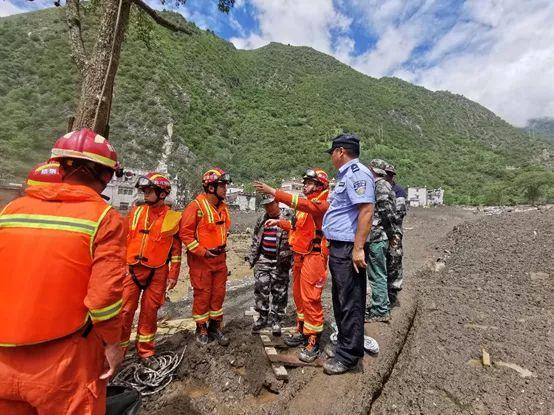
[0,183,125,415]
[120,204,182,358]
[179,193,231,325]
[274,189,330,335]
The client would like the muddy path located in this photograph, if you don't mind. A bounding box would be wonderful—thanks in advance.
[139,206,483,414]
[371,208,554,415]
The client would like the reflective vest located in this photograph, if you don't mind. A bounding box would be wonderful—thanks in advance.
[0,189,112,346]
[127,205,182,268]
[290,190,329,255]
[190,194,230,250]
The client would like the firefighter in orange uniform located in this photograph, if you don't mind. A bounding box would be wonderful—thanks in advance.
[120,172,182,362]
[0,129,126,414]
[254,168,330,362]
[179,168,231,346]
[25,161,62,186]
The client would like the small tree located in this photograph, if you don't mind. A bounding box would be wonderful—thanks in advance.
[57,0,235,135]
[514,170,554,205]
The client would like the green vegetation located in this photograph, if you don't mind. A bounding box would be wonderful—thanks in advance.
[1,8,553,204]
[524,117,554,142]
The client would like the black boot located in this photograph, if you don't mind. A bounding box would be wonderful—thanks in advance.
[209,319,230,346]
[284,321,306,347]
[252,316,267,334]
[195,323,210,346]
[298,334,320,363]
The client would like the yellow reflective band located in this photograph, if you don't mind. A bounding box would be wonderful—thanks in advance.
[89,298,123,322]
[119,340,130,347]
[0,214,98,236]
[303,322,324,332]
[26,180,50,186]
[291,195,299,210]
[137,333,156,342]
[202,199,215,224]
[193,312,210,321]
[186,240,200,251]
[36,162,59,172]
[297,313,305,320]
[0,343,16,347]
[131,206,144,231]
[82,151,117,168]
[209,309,223,317]
[171,256,181,262]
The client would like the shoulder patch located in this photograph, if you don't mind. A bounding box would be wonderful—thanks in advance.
[351,164,360,172]
[353,180,367,195]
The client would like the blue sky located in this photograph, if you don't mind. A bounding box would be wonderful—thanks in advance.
[2,0,554,126]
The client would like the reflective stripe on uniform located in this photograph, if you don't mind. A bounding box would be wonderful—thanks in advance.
[119,340,130,348]
[192,312,210,321]
[171,256,181,263]
[89,298,123,322]
[297,313,305,320]
[201,199,215,223]
[186,240,200,251]
[131,206,144,231]
[303,321,323,332]
[137,332,156,342]
[291,195,299,210]
[209,309,223,318]
[0,214,97,236]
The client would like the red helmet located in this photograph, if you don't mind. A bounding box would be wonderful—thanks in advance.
[303,168,329,189]
[26,161,61,186]
[50,128,118,170]
[202,167,231,187]
[136,172,171,193]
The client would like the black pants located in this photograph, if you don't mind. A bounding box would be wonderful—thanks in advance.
[328,240,367,367]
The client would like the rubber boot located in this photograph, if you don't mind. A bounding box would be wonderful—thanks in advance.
[209,319,230,346]
[284,320,306,347]
[196,323,210,346]
[298,334,320,363]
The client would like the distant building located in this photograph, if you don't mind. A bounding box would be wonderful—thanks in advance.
[0,182,23,208]
[226,185,256,211]
[407,187,444,207]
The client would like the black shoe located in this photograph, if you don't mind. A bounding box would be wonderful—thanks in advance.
[284,332,306,347]
[209,320,230,346]
[324,343,336,358]
[196,323,210,346]
[323,358,354,375]
[251,317,267,334]
[298,335,320,363]
[271,321,282,337]
[141,356,160,370]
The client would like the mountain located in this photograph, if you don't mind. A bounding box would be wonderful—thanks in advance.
[524,118,554,142]
[1,8,552,204]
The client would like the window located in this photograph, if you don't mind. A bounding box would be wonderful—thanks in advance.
[118,187,133,195]
[119,202,129,210]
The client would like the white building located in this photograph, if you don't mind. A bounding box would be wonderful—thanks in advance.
[407,187,444,207]
[226,185,256,211]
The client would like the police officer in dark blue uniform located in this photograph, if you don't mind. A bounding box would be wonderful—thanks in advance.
[322,134,375,375]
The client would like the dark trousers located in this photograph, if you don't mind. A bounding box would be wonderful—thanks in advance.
[328,240,367,367]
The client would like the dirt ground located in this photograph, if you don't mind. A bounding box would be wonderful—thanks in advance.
[138,206,488,415]
[371,207,554,415]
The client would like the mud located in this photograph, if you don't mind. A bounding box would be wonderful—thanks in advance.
[372,208,554,415]
[141,206,484,415]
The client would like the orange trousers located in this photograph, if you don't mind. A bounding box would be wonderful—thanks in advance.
[188,253,228,324]
[120,264,168,358]
[292,252,328,335]
[0,329,106,415]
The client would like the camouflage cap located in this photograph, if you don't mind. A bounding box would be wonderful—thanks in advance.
[385,163,396,175]
[260,194,276,205]
[368,159,388,176]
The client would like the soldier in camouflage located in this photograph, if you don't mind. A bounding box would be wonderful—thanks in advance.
[385,163,407,307]
[247,194,293,335]
[365,159,402,322]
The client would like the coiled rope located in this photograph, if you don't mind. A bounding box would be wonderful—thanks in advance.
[111,348,186,396]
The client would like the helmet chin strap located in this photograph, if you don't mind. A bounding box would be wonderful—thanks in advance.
[144,188,166,206]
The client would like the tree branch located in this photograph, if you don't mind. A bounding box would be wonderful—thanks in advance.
[65,0,88,73]
[131,0,193,34]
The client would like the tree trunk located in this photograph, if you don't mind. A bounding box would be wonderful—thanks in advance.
[72,0,131,135]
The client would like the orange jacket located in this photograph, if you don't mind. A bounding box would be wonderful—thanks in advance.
[0,183,125,346]
[126,204,182,279]
[179,194,231,257]
[274,189,329,255]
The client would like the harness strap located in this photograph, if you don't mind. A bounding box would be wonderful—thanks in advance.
[130,266,156,290]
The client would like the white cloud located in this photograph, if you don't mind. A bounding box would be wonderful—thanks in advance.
[229,0,351,54]
[0,0,28,17]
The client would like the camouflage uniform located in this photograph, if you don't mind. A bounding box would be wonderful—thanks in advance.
[247,209,293,323]
[387,183,407,304]
[366,160,401,318]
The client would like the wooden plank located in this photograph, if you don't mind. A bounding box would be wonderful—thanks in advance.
[482,348,491,367]
[260,335,272,346]
[245,309,259,317]
[267,351,325,368]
